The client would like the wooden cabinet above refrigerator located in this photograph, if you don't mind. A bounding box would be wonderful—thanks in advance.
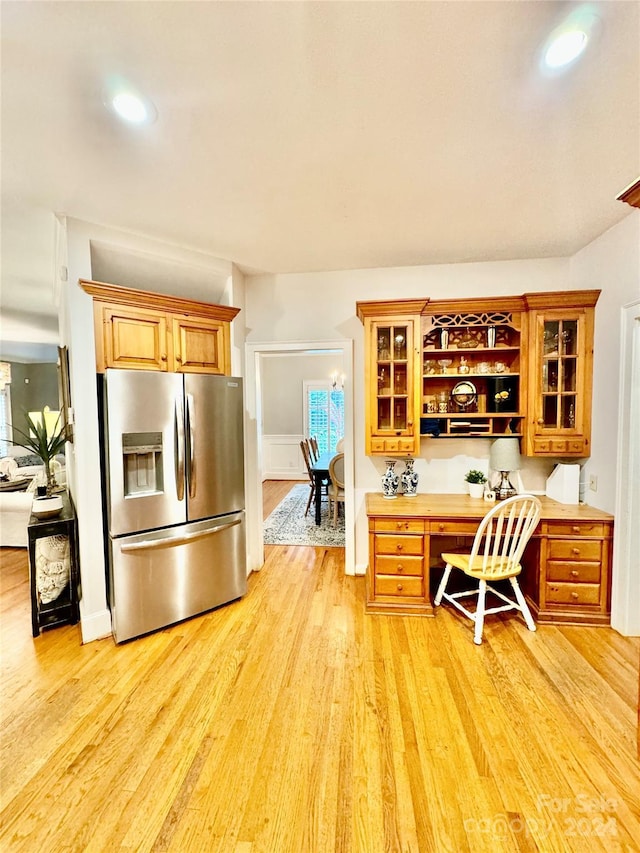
[80,280,239,375]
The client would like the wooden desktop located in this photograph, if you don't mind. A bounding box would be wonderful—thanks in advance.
[365,492,613,625]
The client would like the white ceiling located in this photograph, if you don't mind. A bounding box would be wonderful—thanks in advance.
[1,0,638,344]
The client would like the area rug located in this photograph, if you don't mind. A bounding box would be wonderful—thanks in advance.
[264,484,345,547]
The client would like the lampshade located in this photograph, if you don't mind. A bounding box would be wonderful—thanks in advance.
[489,437,521,472]
[28,406,62,438]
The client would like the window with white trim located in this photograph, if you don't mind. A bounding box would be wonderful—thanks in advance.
[303,381,344,455]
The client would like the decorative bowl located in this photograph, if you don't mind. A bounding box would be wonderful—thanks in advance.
[31,495,63,519]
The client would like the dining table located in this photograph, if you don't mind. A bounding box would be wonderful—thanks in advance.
[309,451,333,525]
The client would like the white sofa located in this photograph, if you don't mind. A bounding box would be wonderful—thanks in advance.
[0,448,66,548]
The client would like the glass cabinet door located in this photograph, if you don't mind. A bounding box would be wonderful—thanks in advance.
[541,318,578,430]
[374,321,411,434]
[527,301,596,458]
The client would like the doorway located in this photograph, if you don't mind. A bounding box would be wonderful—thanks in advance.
[245,340,354,575]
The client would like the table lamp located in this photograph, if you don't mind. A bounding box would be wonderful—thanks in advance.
[489,437,521,500]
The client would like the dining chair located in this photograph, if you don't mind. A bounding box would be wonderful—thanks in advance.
[434,494,542,645]
[300,440,317,516]
[308,436,319,462]
[327,453,345,527]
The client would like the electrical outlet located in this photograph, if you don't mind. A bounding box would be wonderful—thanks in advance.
[589,474,598,492]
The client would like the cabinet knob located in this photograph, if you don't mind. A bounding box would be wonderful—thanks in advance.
[438,523,445,531]
[537,418,545,425]
[396,521,407,529]
[397,584,404,592]
[396,544,403,551]
[571,570,579,577]
[571,592,579,599]
[397,564,404,572]
[572,526,580,533]
[161,354,168,361]
[407,420,413,427]
[176,355,182,363]
[572,548,580,556]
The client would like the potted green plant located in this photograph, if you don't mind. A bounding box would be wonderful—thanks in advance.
[11,409,66,496]
[464,469,488,498]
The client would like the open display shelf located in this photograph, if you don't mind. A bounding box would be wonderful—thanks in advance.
[421,309,523,438]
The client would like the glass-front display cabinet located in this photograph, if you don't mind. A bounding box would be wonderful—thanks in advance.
[357,300,426,456]
[524,292,599,457]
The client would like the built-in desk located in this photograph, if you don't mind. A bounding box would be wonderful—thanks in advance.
[365,493,613,625]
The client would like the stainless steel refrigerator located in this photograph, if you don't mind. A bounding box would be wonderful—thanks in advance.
[102,369,247,643]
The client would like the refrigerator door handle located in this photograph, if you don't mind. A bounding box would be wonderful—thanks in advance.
[120,517,242,552]
[186,393,196,499]
[175,396,185,501]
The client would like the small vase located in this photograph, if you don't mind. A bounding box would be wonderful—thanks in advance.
[381,460,399,499]
[401,458,419,497]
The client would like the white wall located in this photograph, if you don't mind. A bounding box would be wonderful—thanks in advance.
[570,212,640,514]
[570,211,640,634]
[262,352,339,434]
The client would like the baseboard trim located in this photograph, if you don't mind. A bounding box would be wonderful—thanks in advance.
[80,607,112,644]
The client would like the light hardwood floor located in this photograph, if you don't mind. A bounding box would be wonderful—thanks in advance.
[262,478,300,519]
[1,498,639,851]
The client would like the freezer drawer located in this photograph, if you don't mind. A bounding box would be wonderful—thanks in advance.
[109,511,246,643]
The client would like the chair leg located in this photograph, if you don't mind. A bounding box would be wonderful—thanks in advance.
[333,498,338,527]
[474,579,487,645]
[510,577,537,632]
[434,564,452,606]
[304,484,315,516]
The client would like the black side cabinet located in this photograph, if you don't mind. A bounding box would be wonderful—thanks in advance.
[27,491,80,637]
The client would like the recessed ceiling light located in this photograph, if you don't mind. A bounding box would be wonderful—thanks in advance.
[103,76,157,125]
[540,7,600,74]
[112,92,149,123]
[544,29,589,69]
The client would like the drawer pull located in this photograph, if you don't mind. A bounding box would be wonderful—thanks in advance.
[571,570,579,578]
[572,548,580,556]
[396,522,407,530]
[571,592,579,599]
[397,584,403,591]
[572,526,580,533]
[397,564,404,572]
[396,544,403,551]
[438,524,445,531]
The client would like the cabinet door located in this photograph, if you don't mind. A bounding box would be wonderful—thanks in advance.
[172,315,228,374]
[526,307,594,457]
[100,304,169,372]
[367,317,420,455]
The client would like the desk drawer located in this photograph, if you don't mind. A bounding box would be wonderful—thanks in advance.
[375,534,424,556]
[546,561,601,583]
[375,518,425,534]
[429,520,479,536]
[547,521,606,537]
[547,540,602,562]
[375,575,424,598]
[545,582,601,606]
[375,555,423,577]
